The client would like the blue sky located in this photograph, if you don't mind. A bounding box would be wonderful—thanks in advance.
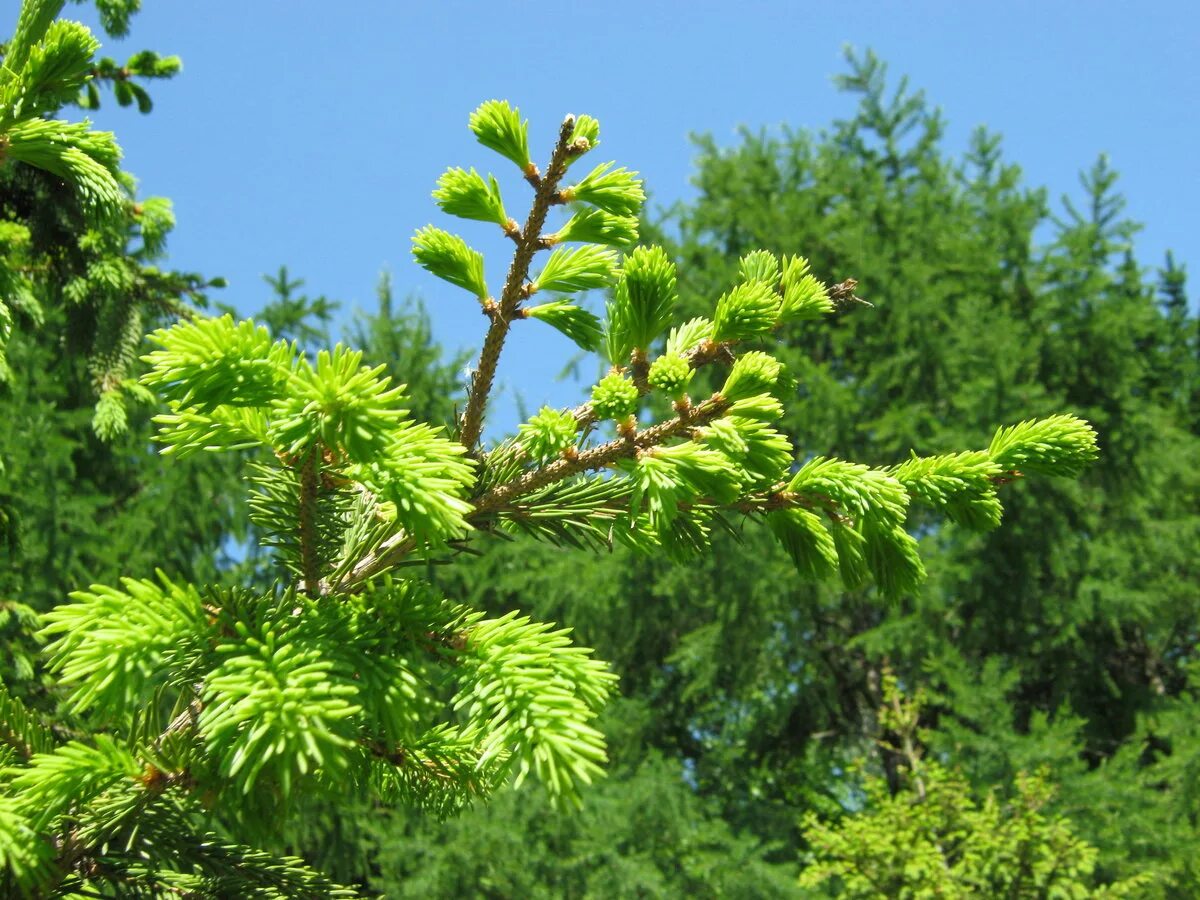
[68,1,1198,437]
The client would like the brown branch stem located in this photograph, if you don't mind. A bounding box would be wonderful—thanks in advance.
[457,116,581,452]
[339,395,732,589]
[474,394,730,514]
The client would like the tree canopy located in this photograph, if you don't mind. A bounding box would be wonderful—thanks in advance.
[1,4,1195,897]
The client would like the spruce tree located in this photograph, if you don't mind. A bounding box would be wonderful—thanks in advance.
[0,9,1100,889]
[0,0,237,705]
[798,675,1149,897]
[639,47,1196,890]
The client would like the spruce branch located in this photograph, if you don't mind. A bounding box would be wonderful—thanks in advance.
[297,448,323,596]
[457,114,581,452]
[0,683,56,760]
[570,335,736,432]
[18,85,1112,889]
[474,393,732,514]
[338,393,736,588]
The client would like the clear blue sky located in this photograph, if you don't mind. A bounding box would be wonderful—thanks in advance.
[68,0,1198,437]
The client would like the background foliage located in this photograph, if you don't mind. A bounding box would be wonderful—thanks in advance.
[0,3,1195,896]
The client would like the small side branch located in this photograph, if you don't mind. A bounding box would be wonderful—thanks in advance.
[571,338,736,432]
[340,396,731,589]
[475,394,731,513]
[458,117,581,452]
[297,449,322,596]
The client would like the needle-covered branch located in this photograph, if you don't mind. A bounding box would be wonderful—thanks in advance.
[3,87,1102,896]
[475,393,733,513]
[455,111,586,452]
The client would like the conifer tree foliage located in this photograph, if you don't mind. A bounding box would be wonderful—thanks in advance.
[798,675,1149,897]
[618,48,1193,892]
[0,69,1101,892]
[0,0,214,439]
[0,0,246,708]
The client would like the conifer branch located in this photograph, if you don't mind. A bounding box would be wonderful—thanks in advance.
[297,449,323,595]
[474,393,731,514]
[340,395,733,587]
[156,697,202,749]
[457,116,581,452]
[11,72,1111,891]
[571,338,736,431]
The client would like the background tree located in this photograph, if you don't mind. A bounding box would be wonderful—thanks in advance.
[799,674,1148,897]
[0,0,237,701]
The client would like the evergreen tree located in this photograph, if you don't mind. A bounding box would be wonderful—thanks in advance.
[0,18,1099,884]
[348,271,468,430]
[636,48,1196,887]
[0,0,236,702]
[798,675,1148,897]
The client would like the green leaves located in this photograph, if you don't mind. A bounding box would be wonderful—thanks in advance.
[469,99,531,172]
[518,406,579,463]
[372,724,509,818]
[988,415,1099,477]
[353,422,476,544]
[489,476,634,551]
[202,618,361,796]
[648,352,693,399]
[625,443,735,534]
[455,611,616,808]
[0,10,126,217]
[649,442,742,505]
[784,457,924,598]
[0,685,53,769]
[10,19,100,118]
[720,350,783,402]
[412,226,489,301]
[738,249,780,285]
[712,280,779,342]
[665,316,714,356]
[779,254,833,322]
[2,118,123,212]
[41,573,209,717]
[0,795,51,892]
[790,458,908,524]
[563,161,645,216]
[766,416,1100,598]
[552,207,639,248]
[696,415,792,487]
[5,736,139,831]
[799,750,1149,897]
[590,371,639,421]
[142,314,293,411]
[7,87,1119,895]
[532,244,618,294]
[893,450,1003,530]
[433,167,509,228]
[524,300,603,351]
[3,0,63,79]
[269,346,409,463]
[567,114,600,157]
[709,252,833,340]
[769,508,839,580]
[604,245,678,363]
[152,404,270,457]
